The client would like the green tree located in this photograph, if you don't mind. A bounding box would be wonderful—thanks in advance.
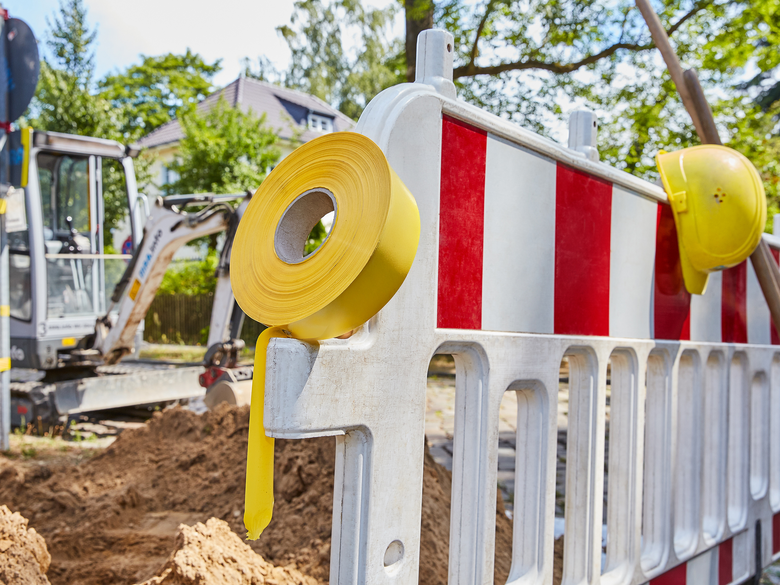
[46,0,96,88]
[158,250,220,296]
[167,97,280,195]
[276,0,780,229]
[31,62,119,139]
[278,0,404,120]
[30,0,116,138]
[98,51,222,141]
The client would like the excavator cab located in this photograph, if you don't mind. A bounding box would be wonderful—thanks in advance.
[8,130,145,371]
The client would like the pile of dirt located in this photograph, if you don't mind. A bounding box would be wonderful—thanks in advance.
[0,404,513,585]
[419,444,513,584]
[139,518,316,585]
[0,505,51,585]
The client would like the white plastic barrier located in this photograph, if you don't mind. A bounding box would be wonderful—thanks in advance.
[260,29,780,585]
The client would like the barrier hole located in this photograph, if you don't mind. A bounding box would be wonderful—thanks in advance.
[727,353,748,531]
[770,356,780,512]
[552,357,569,585]
[641,351,671,573]
[602,350,638,579]
[673,351,701,559]
[601,359,611,573]
[750,372,769,500]
[384,540,404,568]
[494,390,517,584]
[274,188,336,263]
[702,352,726,544]
[421,353,454,583]
[496,378,548,584]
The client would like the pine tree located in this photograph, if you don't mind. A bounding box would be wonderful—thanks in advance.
[46,0,97,88]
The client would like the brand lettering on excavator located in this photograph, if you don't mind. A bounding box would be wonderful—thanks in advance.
[138,229,163,280]
[10,346,24,361]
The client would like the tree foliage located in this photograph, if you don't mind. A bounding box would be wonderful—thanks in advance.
[275,0,780,229]
[46,0,96,88]
[98,51,221,141]
[32,61,120,139]
[277,0,404,120]
[167,97,281,196]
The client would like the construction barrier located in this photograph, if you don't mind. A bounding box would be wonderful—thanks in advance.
[258,29,780,584]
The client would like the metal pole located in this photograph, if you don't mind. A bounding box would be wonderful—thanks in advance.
[0,193,8,451]
[0,10,9,450]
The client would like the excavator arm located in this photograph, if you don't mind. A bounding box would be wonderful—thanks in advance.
[88,193,250,365]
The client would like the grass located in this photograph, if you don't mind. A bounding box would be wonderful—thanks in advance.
[139,344,255,364]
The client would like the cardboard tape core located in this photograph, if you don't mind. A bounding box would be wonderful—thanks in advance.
[274,188,336,264]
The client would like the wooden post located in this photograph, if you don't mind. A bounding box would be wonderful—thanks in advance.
[634,0,705,139]
[636,0,780,337]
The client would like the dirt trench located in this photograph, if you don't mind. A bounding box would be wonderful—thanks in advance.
[0,404,513,585]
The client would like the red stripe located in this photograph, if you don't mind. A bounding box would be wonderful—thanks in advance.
[654,204,691,340]
[718,538,733,585]
[553,165,612,336]
[774,512,780,554]
[437,115,486,330]
[650,562,687,585]
[722,261,748,343]
[771,248,780,345]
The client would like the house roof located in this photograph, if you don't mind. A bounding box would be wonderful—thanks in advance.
[137,76,355,149]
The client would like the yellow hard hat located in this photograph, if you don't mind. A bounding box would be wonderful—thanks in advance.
[656,145,766,294]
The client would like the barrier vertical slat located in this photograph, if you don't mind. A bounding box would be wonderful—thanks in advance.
[437,115,485,330]
[654,205,691,340]
[722,262,748,344]
[718,538,733,585]
[554,166,612,336]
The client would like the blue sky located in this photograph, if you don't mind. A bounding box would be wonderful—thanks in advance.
[10,0,305,87]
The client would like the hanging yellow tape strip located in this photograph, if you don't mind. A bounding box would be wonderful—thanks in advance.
[232,132,420,539]
[0,358,10,373]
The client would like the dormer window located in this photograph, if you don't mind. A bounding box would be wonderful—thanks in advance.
[308,113,333,133]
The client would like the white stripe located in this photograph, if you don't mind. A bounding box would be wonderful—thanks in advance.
[747,259,771,345]
[690,271,723,343]
[482,134,556,333]
[608,187,657,339]
[687,546,718,584]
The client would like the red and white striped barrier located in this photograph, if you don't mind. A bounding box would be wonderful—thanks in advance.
[260,29,780,585]
[437,113,780,345]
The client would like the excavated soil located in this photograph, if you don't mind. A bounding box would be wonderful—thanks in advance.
[0,404,513,585]
[0,505,51,585]
[138,518,317,585]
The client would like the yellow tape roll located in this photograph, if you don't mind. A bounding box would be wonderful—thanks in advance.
[232,132,420,539]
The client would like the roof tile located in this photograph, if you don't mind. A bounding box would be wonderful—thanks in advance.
[137,77,355,148]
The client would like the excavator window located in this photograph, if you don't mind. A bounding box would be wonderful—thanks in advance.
[37,152,96,318]
[7,188,31,322]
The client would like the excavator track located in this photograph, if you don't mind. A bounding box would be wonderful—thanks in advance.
[10,362,205,428]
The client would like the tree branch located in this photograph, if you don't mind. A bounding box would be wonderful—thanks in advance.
[454,0,713,80]
[468,0,498,68]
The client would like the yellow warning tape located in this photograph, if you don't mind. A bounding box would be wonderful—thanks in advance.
[21,127,33,188]
[233,132,420,539]
[0,199,5,215]
[0,305,9,317]
[0,358,9,373]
